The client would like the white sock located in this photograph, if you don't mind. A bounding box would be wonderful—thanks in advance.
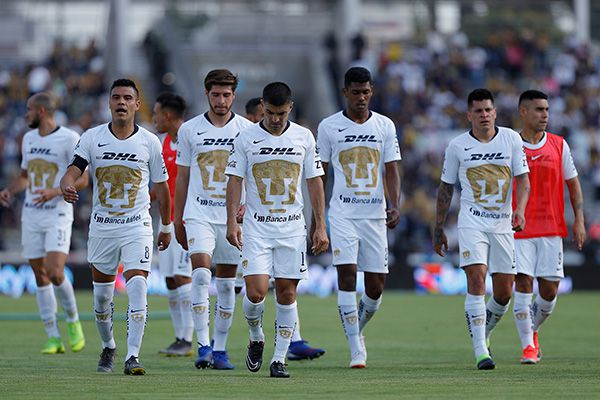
[337,290,362,356]
[242,295,265,342]
[485,296,509,341]
[291,307,302,342]
[93,281,116,349]
[358,293,382,333]
[532,296,557,331]
[465,293,488,359]
[213,278,236,351]
[513,291,534,349]
[167,288,182,339]
[126,276,148,360]
[191,268,211,347]
[37,284,60,338]
[272,301,297,364]
[178,283,193,342]
[53,278,79,323]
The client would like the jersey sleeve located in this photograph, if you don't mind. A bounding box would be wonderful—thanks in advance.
[20,134,29,170]
[73,130,92,163]
[225,133,247,178]
[512,133,529,176]
[440,142,459,184]
[316,123,332,163]
[304,131,324,179]
[175,124,192,167]
[383,118,401,163]
[149,135,168,183]
[66,131,80,163]
[562,139,578,180]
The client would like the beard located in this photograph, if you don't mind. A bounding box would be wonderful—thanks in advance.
[209,102,231,116]
[28,117,40,129]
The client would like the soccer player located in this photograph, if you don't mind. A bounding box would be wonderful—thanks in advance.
[317,67,401,369]
[174,69,252,370]
[512,90,586,364]
[152,93,194,357]
[433,88,530,370]
[225,81,329,378]
[0,92,87,355]
[60,78,172,375]
[244,96,326,361]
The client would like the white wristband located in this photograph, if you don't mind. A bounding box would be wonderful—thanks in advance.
[159,223,172,234]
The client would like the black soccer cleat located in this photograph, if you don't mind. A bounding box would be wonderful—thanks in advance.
[124,355,146,375]
[246,341,264,372]
[97,347,116,373]
[269,361,290,378]
[476,355,496,370]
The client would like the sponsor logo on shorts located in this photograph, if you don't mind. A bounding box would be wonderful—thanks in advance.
[241,259,248,269]
[188,238,195,246]
[299,266,307,273]
[462,250,470,259]
[333,249,340,257]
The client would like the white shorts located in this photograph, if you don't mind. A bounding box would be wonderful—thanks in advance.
[240,235,307,280]
[88,235,154,276]
[329,216,388,273]
[158,224,191,278]
[22,218,72,259]
[458,228,516,275]
[185,219,240,265]
[515,236,563,280]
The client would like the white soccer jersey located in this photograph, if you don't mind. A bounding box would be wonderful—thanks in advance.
[441,126,529,233]
[177,113,252,223]
[73,123,167,237]
[20,126,80,223]
[523,132,578,180]
[317,111,401,219]
[225,121,323,238]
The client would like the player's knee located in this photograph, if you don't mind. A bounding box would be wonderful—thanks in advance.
[515,274,534,293]
[245,287,266,304]
[365,286,383,300]
[538,281,558,301]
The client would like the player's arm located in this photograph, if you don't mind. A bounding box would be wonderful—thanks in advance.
[384,160,401,228]
[512,173,530,232]
[566,176,586,250]
[307,176,329,255]
[309,162,328,240]
[60,156,87,204]
[173,165,190,250]
[433,181,453,257]
[225,175,244,250]
[154,180,172,251]
[0,170,28,207]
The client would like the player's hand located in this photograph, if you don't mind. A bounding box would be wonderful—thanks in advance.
[311,226,329,255]
[61,185,79,204]
[0,188,12,207]
[157,231,171,251]
[512,211,526,232]
[226,223,243,250]
[386,207,400,228]
[174,220,188,250]
[433,226,448,257]
[572,219,586,251]
[236,204,246,223]
[32,188,60,205]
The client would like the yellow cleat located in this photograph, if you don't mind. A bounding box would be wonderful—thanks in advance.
[67,321,86,352]
[41,337,66,354]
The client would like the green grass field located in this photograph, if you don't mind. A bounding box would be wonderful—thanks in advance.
[1,292,599,399]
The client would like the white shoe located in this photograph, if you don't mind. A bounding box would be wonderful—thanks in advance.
[359,333,367,361]
[349,351,366,368]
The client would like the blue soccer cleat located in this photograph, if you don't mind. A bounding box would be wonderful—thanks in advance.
[287,340,326,361]
[194,345,213,369]
[212,350,235,370]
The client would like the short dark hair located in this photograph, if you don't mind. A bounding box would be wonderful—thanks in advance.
[262,82,292,106]
[110,78,139,97]
[204,69,238,92]
[245,97,262,115]
[518,90,548,106]
[467,88,494,107]
[155,92,187,118]
[344,67,372,88]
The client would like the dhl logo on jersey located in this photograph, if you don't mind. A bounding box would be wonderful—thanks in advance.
[201,138,234,146]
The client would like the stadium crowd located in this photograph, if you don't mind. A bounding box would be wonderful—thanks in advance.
[2,30,600,256]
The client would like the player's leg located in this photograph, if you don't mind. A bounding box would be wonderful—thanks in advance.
[187,220,217,368]
[331,216,363,367]
[485,233,516,348]
[174,273,193,356]
[158,234,182,355]
[513,238,537,363]
[531,237,563,360]
[287,307,326,361]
